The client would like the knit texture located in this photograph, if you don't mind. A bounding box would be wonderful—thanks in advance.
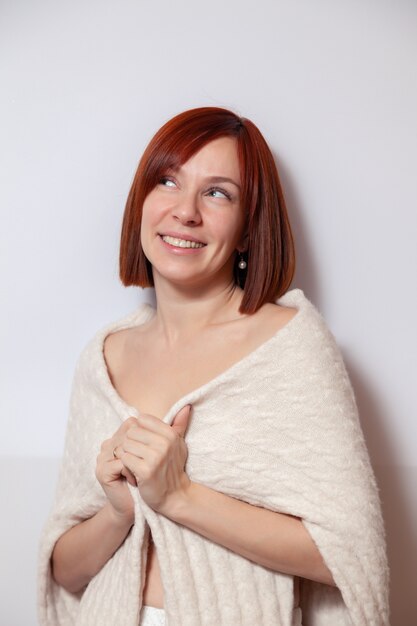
[37,288,390,625]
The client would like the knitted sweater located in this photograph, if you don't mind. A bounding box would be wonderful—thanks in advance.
[37,288,390,626]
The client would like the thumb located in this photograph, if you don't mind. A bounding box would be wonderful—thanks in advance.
[171,404,192,438]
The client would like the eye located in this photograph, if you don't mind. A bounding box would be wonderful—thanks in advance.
[206,187,232,200]
[159,176,176,188]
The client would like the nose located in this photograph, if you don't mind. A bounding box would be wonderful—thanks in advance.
[172,192,202,225]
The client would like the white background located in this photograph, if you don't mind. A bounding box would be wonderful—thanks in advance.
[1,0,416,624]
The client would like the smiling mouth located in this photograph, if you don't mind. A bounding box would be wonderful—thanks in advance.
[159,234,207,248]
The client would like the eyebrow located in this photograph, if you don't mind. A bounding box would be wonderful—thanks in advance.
[203,176,241,189]
[164,168,241,190]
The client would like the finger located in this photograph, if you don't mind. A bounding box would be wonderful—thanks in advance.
[100,437,122,459]
[135,413,174,437]
[121,465,137,486]
[110,428,140,459]
[99,438,113,456]
[125,425,167,447]
[100,418,139,452]
[119,450,147,481]
[121,438,158,461]
[114,417,140,439]
[111,457,124,470]
[99,458,126,481]
[171,404,192,438]
[122,416,140,431]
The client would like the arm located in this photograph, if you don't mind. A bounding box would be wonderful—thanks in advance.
[165,481,336,587]
[51,501,134,593]
[116,409,336,587]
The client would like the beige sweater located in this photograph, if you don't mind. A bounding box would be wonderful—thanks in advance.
[37,288,390,625]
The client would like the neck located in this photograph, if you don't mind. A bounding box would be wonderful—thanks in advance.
[149,274,247,347]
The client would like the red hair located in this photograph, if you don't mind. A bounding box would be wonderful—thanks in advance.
[119,106,296,314]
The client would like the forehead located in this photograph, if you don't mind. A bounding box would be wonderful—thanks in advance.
[177,136,240,178]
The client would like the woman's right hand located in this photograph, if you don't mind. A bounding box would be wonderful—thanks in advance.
[52,417,140,593]
[95,417,139,525]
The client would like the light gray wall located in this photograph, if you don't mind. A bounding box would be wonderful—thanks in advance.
[1,0,416,624]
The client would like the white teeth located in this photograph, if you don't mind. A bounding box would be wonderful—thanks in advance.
[161,235,205,248]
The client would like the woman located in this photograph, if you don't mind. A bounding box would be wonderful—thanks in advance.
[38,107,390,626]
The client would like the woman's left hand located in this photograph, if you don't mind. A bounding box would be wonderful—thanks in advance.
[114,404,193,516]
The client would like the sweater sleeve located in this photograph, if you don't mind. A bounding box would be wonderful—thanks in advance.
[37,345,108,626]
[185,303,391,626]
[275,311,391,626]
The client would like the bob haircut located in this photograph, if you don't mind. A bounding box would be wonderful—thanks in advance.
[119,106,296,315]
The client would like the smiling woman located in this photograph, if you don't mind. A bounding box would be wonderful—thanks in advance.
[139,136,249,291]
[38,107,390,626]
[119,107,295,308]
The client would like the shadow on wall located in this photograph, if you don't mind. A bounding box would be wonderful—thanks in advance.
[344,353,416,626]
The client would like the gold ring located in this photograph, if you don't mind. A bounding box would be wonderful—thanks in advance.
[112,446,118,459]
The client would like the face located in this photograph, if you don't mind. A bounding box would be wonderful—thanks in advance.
[140,136,247,289]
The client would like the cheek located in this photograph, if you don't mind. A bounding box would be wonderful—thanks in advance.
[140,210,150,233]
[139,201,156,253]
[141,198,162,232]
[139,212,148,248]
[216,213,246,242]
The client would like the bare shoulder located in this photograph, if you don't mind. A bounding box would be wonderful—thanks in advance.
[260,302,299,329]
[103,326,137,373]
[241,302,298,346]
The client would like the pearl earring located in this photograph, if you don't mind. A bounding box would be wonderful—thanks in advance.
[238,253,247,270]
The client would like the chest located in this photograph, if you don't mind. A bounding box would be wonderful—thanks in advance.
[110,331,254,420]
[103,302,297,424]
